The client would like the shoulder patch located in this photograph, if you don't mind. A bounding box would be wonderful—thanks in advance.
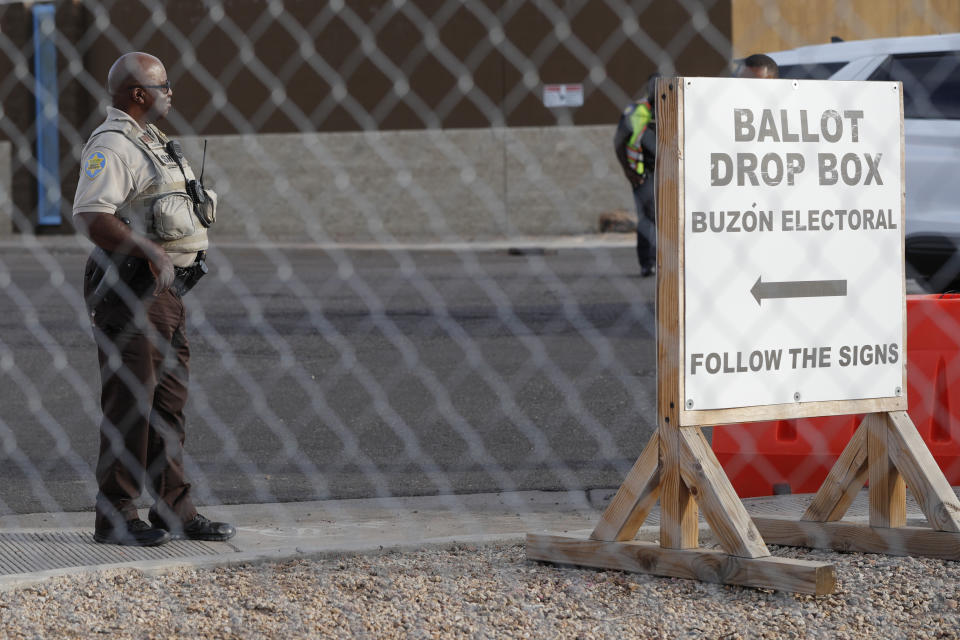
[85,151,106,179]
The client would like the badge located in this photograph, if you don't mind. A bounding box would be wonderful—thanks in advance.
[140,133,153,145]
[85,151,106,179]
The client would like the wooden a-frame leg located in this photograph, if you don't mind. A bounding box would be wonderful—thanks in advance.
[801,411,960,532]
[591,433,660,542]
[678,426,769,558]
[591,426,771,558]
[754,411,960,560]
[802,415,869,522]
[660,424,698,549]
[868,412,906,528]
[885,411,960,532]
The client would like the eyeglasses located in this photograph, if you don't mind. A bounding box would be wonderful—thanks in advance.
[127,81,171,94]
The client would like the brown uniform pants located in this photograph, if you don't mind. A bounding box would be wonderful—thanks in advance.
[85,256,198,532]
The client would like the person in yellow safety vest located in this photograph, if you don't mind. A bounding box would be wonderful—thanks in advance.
[614,73,660,276]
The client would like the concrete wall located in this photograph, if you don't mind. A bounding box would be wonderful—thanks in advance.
[180,125,633,243]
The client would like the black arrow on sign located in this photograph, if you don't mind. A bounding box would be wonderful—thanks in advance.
[750,276,847,305]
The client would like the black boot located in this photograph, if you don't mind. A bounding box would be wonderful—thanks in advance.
[94,519,170,546]
[151,512,236,542]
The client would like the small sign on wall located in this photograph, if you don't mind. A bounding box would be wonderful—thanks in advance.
[543,84,583,108]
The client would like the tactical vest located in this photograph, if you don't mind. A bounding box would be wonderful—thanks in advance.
[86,120,215,254]
[626,101,653,175]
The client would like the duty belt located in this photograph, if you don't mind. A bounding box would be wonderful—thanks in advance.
[172,251,208,297]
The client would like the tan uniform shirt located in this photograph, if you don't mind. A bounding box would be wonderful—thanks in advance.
[73,107,203,267]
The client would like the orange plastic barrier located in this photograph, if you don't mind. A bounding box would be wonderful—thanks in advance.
[712,294,960,498]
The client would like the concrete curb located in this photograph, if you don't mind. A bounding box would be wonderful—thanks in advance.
[0,490,602,591]
[0,487,937,592]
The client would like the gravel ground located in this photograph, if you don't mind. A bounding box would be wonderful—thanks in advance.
[0,542,958,639]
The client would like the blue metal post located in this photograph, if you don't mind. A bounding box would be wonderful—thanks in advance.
[33,3,60,226]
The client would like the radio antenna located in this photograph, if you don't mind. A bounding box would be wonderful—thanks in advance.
[199,139,207,183]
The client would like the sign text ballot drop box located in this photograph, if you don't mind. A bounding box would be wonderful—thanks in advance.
[681,78,906,423]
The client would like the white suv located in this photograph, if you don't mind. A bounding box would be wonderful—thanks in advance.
[759,34,960,291]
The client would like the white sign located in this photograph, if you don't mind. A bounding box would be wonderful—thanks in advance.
[682,78,904,411]
[543,84,584,108]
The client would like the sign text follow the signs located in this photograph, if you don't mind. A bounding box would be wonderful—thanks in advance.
[681,78,905,416]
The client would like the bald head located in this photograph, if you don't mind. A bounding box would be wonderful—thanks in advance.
[107,52,172,124]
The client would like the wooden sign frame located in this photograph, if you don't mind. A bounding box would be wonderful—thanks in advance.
[527,78,960,594]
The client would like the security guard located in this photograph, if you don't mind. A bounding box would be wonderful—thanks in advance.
[74,52,234,546]
[614,73,660,276]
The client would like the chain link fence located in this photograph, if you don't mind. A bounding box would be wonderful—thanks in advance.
[0,0,958,611]
[0,0,733,518]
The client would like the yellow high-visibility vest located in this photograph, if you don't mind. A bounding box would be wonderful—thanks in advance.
[626,101,652,175]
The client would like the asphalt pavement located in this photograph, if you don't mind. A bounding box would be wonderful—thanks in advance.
[0,234,657,515]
